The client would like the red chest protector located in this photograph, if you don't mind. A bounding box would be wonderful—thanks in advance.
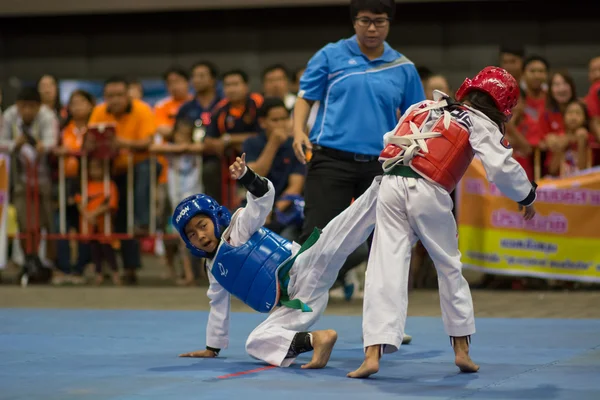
[379,100,474,193]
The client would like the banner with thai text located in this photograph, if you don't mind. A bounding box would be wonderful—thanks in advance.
[457,159,600,282]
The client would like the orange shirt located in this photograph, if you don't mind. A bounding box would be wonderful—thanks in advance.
[61,121,86,178]
[88,99,156,173]
[155,96,191,127]
[75,180,119,242]
[154,96,191,184]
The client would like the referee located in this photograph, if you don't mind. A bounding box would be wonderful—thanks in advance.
[293,0,425,344]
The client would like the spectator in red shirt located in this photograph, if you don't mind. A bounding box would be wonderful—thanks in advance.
[506,90,541,180]
[546,100,592,176]
[584,56,600,140]
[499,45,525,87]
[522,55,549,122]
[539,71,577,138]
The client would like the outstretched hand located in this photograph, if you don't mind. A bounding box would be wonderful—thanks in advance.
[519,203,536,221]
[229,153,247,180]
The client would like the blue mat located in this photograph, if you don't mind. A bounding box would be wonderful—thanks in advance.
[1,309,599,400]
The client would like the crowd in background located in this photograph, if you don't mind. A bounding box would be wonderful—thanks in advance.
[0,46,599,290]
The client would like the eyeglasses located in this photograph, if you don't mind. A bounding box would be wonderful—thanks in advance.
[354,17,391,28]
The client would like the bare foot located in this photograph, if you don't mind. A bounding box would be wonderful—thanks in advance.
[94,274,104,286]
[452,336,479,373]
[347,345,380,379]
[301,329,337,369]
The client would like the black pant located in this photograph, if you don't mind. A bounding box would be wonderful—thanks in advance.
[299,149,382,279]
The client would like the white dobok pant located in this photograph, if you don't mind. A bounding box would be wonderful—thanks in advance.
[245,177,381,367]
[362,175,475,354]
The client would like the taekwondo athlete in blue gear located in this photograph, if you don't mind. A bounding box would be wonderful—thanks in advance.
[172,153,382,368]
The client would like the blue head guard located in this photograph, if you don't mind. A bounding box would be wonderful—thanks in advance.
[172,194,232,258]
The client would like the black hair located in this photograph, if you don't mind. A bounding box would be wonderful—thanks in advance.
[547,70,577,113]
[16,86,42,103]
[222,69,249,84]
[104,76,129,88]
[564,100,590,131]
[499,45,525,59]
[523,55,550,71]
[37,74,63,117]
[262,64,290,80]
[191,61,219,79]
[163,66,189,82]
[416,66,433,81]
[60,89,96,130]
[462,90,507,131]
[350,0,395,20]
[258,97,289,118]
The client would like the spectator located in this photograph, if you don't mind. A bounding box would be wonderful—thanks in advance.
[176,61,222,201]
[128,80,144,101]
[292,0,424,309]
[243,97,306,239]
[204,69,263,206]
[155,66,192,138]
[499,45,525,87]
[584,56,600,140]
[38,74,66,121]
[150,118,204,285]
[262,64,297,110]
[539,71,577,138]
[75,157,120,285]
[53,89,95,284]
[423,74,450,100]
[545,100,592,176]
[88,76,158,284]
[154,66,192,231]
[206,69,263,153]
[176,61,221,129]
[506,90,539,180]
[522,55,549,122]
[0,87,59,264]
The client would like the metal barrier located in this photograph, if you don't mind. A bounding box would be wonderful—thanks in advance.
[9,149,239,245]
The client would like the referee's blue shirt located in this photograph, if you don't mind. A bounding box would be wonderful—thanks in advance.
[299,35,425,156]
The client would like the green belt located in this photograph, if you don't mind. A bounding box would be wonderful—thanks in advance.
[277,227,321,312]
[384,164,423,179]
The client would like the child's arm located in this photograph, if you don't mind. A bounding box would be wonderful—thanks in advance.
[228,154,276,244]
[469,114,536,207]
[205,267,231,353]
[179,268,231,358]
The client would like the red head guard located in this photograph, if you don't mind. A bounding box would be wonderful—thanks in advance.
[455,66,519,119]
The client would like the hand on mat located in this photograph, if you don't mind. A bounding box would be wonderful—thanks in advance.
[179,349,217,358]
[519,203,536,221]
[229,153,247,180]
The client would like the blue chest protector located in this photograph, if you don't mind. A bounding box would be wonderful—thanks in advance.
[210,227,294,313]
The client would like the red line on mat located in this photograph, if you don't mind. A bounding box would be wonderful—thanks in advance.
[217,366,276,379]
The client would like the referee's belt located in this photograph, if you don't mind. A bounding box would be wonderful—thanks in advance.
[314,145,379,163]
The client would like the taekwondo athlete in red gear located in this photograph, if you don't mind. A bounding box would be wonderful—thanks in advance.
[348,67,537,379]
[172,153,382,369]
